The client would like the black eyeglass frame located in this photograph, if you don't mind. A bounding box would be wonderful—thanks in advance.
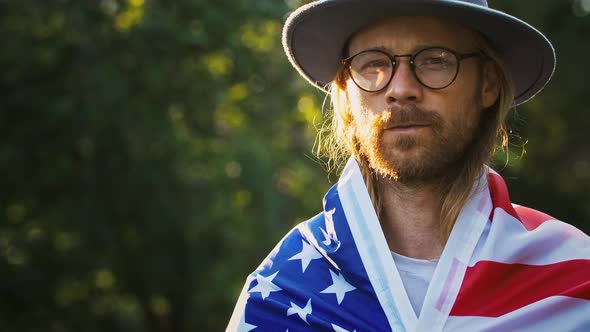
[341,46,481,92]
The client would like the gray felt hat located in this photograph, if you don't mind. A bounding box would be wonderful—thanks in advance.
[282,0,555,105]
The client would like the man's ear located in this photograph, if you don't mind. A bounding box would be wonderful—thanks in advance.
[481,61,501,108]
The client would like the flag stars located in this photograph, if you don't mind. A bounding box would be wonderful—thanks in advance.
[321,227,332,246]
[248,271,282,300]
[325,207,336,225]
[237,314,257,332]
[321,270,356,305]
[287,299,313,325]
[321,208,338,246]
[288,239,322,273]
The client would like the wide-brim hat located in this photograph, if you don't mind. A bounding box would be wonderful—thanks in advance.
[282,0,555,105]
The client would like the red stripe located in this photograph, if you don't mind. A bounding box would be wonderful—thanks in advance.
[487,173,519,221]
[450,259,590,317]
[513,205,558,231]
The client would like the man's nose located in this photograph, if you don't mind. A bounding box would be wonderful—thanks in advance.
[383,58,423,104]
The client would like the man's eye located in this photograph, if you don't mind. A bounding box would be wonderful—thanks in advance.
[418,57,451,68]
[361,60,389,70]
[424,57,444,64]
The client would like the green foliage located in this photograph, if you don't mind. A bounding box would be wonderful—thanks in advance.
[491,0,590,228]
[0,0,588,331]
[0,0,329,331]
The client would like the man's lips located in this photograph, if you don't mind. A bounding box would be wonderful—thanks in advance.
[385,123,430,131]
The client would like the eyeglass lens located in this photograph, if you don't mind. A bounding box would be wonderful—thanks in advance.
[348,48,460,91]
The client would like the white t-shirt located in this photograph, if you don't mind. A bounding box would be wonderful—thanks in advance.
[391,251,439,317]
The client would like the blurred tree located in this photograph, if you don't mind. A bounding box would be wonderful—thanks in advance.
[0,0,329,331]
[491,0,590,231]
[0,0,587,331]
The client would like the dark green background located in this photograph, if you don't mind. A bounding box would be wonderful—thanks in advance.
[1,0,588,331]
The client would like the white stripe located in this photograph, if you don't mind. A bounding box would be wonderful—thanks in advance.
[337,157,415,332]
[444,296,590,331]
[470,208,590,266]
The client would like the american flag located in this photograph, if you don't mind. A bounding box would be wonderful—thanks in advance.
[228,158,590,331]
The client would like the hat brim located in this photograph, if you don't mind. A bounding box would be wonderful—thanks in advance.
[282,0,555,105]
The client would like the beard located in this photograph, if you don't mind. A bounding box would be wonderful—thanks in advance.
[355,104,480,185]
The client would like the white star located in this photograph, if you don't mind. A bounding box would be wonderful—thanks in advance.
[321,270,356,305]
[325,207,336,225]
[248,271,282,300]
[287,299,312,325]
[332,323,356,332]
[237,314,256,331]
[320,227,332,246]
[261,256,274,270]
[288,239,322,273]
[321,208,338,246]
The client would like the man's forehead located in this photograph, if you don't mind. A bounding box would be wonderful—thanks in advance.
[347,16,478,54]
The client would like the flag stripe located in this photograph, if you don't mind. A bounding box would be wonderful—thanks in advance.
[513,205,558,231]
[487,172,519,221]
[446,296,590,331]
[450,259,590,317]
[469,208,590,266]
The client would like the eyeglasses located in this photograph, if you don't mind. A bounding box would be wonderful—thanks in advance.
[342,47,480,92]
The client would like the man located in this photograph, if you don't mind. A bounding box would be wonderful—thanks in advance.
[228,0,590,331]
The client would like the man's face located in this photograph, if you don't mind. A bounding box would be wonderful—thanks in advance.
[345,16,499,183]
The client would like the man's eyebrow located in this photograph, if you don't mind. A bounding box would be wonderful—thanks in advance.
[371,45,390,52]
[357,45,391,53]
[358,44,447,54]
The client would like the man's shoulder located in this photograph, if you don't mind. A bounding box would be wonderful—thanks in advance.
[509,204,589,239]
[491,203,590,251]
[487,171,588,239]
[485,201,590,266]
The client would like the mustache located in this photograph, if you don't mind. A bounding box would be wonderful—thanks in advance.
[377,105,442,130]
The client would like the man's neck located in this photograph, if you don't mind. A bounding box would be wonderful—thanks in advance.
[377,177,445,260]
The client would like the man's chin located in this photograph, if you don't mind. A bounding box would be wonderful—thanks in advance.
[382,134,424,152]
[371,149,441,183]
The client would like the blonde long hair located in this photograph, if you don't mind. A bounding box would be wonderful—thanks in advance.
[316,35,515,240]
